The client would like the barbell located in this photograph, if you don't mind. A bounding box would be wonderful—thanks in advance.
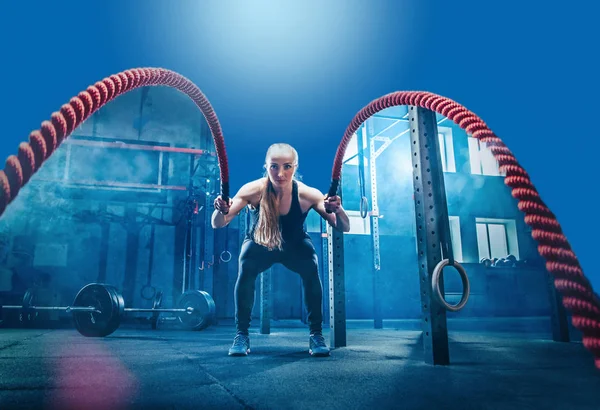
[1,283,216,337]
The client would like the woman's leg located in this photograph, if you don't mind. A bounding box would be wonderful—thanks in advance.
[280,238,323,334]
[234,239,278,335]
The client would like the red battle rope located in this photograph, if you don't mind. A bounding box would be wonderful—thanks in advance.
[0,67,230,217]
[328,91,600,369]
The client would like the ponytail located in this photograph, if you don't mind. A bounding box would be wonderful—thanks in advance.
[253,179,284,250]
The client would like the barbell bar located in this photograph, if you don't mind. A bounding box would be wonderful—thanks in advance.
[124,307,194,314]
[1,283,215,337]
[2,305,102,313]
[3,305,198,314]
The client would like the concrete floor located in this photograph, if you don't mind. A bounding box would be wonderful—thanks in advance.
[1,320,599,410]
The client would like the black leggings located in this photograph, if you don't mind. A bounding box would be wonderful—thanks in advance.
[235,237,323,334]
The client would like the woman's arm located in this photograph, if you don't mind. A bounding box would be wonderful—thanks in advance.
[309,187,351,233]
[211,180,261,228]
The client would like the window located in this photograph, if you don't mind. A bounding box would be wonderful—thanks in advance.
[438,127,456,173]
[468,137,505,176]
[448,216,463,262]
[475,218,519,260]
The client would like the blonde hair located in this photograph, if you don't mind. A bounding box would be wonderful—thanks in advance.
[253,143,299,250]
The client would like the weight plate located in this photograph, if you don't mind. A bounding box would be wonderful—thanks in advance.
[176,290,215,331]
[72,283,124,337]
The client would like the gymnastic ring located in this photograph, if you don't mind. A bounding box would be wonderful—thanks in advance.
[220,250,232,263]
[431,259,470,312]
[360,196,369,219]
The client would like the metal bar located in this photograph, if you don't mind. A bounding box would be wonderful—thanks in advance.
[211,226,226,320]
[372,136,391,142]
[187,157,197,291]
[173,219,187,301]
[365,121,383,329]
[97,203,110,283]
[372,115,410,122]
[124,308,191,313]
[157,151,165,186]
[190,222,198,291]
[203,190,215,294]
[342,153,359,164]
[3,305,99,313]
[238,207,249,317]
[68,307,100,313]
[321,220,331,326]
[409,105,450,366]
[123,206,140,308]
[260,268,272,334]
[65,138,215,156]
[328,202,347,348]
[436,183,454,265]
[356,128,367,201]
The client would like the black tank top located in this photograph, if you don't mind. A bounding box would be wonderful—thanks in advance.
[246,180,309,244]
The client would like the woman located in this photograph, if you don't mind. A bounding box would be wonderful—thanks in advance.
[211,143,351,357]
